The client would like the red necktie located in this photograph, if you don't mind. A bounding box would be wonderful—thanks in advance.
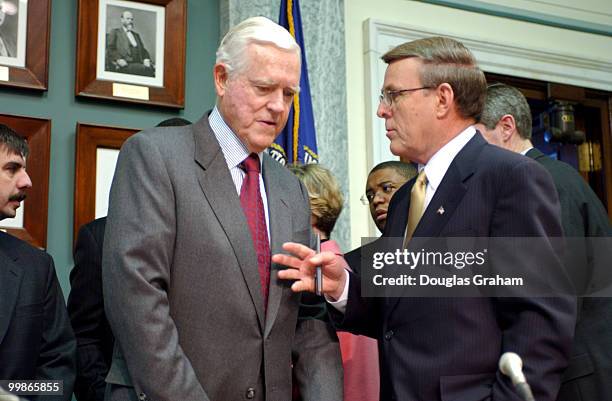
[240,153,271,311]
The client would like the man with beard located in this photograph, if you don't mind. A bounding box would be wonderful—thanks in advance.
[0,123,76,401]
[105,10,155,77]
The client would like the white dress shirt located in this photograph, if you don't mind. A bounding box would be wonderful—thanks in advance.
[123,27,138,48]
[329,126,477,311]
[208,106,271,240]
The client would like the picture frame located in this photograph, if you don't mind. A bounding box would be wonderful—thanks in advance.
[0,0,51,90]
[73,122,138,240]
[75,0,186,108]
[0,113,51,249]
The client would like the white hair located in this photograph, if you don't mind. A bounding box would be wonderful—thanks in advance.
[216,16,301,76]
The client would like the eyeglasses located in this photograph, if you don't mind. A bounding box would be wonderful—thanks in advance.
[360,182,399,205]
[379,87,432,107]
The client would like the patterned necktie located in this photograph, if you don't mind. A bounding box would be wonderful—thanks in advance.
[403,170,428,247]
[240,153,271,311]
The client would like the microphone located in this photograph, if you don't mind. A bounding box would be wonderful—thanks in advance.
[499,352,536,401]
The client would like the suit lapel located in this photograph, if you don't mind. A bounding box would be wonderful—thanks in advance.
[262,155,290,337]
[385,133,484,319]
[192,117,266,331]
[0,239,24,345]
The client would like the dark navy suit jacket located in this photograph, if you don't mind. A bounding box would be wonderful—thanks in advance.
[526,148,612,401]
[0,231,76,401]
[333,133,576,401]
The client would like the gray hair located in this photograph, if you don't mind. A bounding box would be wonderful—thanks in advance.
[216,16,300,77]
[479,83,532,139]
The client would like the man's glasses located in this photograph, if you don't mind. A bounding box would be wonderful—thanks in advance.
[360,182,398,205]
[379,87,432,107]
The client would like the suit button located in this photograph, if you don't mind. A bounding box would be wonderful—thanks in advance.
[246,387,255,399]
[138,393,147,401]
[384,330,394,340]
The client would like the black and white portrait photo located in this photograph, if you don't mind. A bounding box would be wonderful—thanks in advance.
[96,0,164,87]
[0,0,27,67]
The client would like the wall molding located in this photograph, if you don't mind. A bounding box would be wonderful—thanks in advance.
[416,0,612,37]
[364,18,612,168]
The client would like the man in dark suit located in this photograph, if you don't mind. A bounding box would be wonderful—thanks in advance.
[276,36,576,401]
[476,83,612,401]
[105,10,154,77]
[0,123,76,400]
[67,217,109,401]
[102,17,342,401]
[67,118,191,401]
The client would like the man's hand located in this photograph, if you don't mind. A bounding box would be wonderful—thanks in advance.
[116,59,128,67]
[143,59,151,67]
[274,242,348,300]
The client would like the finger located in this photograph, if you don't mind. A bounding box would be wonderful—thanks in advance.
[281,242,316,259]
[309,251,338,267]
[290,278,314,293]
[277,267,307,281]
[272,253,311,270]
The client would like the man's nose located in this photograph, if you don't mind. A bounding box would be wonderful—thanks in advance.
[372,191,387,206]
[377,102,391,118]
[267,91,286,113]
[18,171,32,190]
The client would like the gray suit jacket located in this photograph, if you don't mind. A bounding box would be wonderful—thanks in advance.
[102,115,342,401]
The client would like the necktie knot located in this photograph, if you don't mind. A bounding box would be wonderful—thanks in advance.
[242,153,261,174]
[414,170,427,189]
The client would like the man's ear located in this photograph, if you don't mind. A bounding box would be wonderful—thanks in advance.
[497,114,517,142]
[434,83,454,118]
[213,63,229,97]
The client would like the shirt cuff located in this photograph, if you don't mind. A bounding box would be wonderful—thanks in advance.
[325,269,350,313]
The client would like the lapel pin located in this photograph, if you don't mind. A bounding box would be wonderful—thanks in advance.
[437,206,445,215]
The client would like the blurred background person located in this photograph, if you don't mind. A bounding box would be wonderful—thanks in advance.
[67,117,190,401]
[289,163,379,401]
[362,161,416,234]
[476,83,612,401]
[345,161,416,277]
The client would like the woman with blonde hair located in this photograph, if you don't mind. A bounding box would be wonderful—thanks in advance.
[289,163,379,401]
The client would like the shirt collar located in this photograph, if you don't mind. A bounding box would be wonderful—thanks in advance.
[208,106,264,170]
[420,126,476,191]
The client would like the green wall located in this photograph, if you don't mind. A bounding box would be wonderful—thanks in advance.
[0,0,220,296]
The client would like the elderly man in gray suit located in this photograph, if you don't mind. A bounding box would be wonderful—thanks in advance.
[102,16,343,401]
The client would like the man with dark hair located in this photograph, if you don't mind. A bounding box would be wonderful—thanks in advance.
[105,10,154,77]
[276,36,576,401]
[0,123,76,401]
[476,83,612,401]
[363,161,416,233]
[68,117,191,401]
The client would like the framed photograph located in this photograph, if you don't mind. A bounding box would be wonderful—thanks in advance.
[0,113,51,249]
[76,0,186,108]
[0,0,51,90]
[73,123,138,239]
